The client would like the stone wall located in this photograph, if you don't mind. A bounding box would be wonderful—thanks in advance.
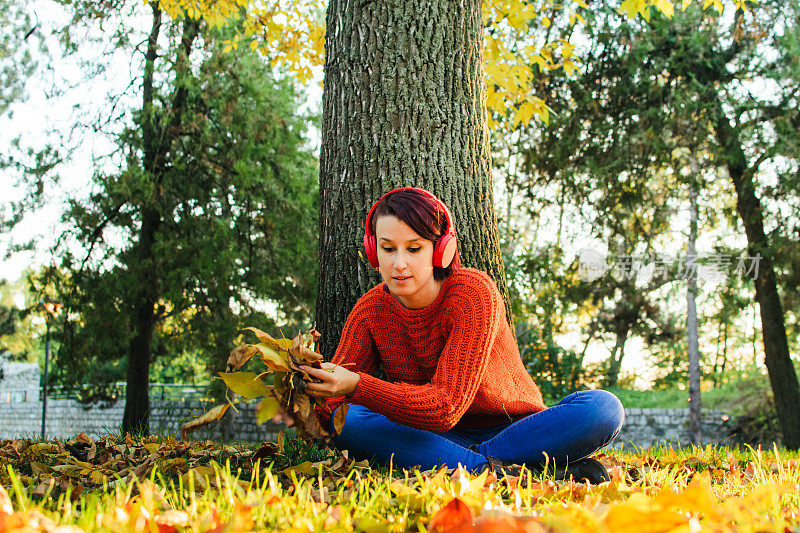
[612,408,735,449]
[0,396,735,449]
[0,352,40,403]
[0,399,284,442]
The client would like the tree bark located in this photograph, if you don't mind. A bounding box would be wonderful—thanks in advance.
[122,3,162,435]
[317,0,511,356]
[713,96,800,449]
[122,9,200,434]
[604,322,629,388]
[686,178,702,445]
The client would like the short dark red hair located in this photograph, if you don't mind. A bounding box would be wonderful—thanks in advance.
[370,189,461,281]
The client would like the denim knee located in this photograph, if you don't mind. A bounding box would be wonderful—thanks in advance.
[589,390,625,442]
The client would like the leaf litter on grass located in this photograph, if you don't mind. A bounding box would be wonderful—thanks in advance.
[1,435,799,532]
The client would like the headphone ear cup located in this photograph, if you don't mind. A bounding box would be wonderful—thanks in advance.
[363,234,379,268]
[433,234,457,268]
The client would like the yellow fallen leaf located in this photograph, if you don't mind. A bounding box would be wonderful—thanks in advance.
[89,470,107,485]
[256,395,280,425]
[603,492,690,533]
[388,481,416,497]
[180,403,230,440]
[282,461,316,477]
[254,343,291,372]
[218,372,271,399]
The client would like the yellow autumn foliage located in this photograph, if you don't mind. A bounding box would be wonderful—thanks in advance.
[150,0,747,129]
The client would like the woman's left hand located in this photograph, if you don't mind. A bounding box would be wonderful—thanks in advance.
[300,362,360,398]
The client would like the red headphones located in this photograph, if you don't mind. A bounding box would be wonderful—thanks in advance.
[363,187,458,269]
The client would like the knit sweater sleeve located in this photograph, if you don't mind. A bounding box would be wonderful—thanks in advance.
[348,272,503,432]
[314,295,380,430]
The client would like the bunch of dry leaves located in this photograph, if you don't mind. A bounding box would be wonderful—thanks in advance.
[180,327,348,442]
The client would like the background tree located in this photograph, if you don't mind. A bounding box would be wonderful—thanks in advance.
[38,1,319,434]
[506,0,800,447]
[654,0,800,449]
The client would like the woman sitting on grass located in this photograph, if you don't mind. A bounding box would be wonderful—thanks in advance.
[273,187,624,483]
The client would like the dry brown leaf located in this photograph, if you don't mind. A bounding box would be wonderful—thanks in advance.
[32,477,54,497]
[292,393,312,420]
[180,403,231,440]
[30,462,52,476]
[297,410,330,440]
[251,442,279,467]
[226,344,259,373]
[333,403,349,435]
[289,335,323,364]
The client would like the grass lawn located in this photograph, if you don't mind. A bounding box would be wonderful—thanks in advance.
[1,434,799,532]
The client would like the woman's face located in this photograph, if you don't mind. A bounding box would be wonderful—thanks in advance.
[375,215,443,310]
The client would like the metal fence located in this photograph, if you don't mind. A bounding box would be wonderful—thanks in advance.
[0,382,209,404]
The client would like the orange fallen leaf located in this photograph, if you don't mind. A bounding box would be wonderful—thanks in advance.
[430,497,473,532]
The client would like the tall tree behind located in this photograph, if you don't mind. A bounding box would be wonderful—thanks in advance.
[316,0,511,356]
[45,2,318,434]
[663,2,800,449]
[514,1,800,447]
[686,175,702,444]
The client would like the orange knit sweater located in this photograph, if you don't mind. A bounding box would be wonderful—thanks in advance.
[315,268,546,433]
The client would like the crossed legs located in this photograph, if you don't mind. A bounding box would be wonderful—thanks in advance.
[328,390,625,473]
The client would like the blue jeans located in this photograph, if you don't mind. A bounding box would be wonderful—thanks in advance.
[328,390,624,472]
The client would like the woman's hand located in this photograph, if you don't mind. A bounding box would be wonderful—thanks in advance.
[270,363,360,426]
[301,362,360,398]
[271,405,296,427]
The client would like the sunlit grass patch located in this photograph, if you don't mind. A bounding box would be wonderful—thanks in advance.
[1,435,798,531]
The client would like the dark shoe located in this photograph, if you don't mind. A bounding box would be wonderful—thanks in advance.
[486,456,609,484]
[551,457,610,484]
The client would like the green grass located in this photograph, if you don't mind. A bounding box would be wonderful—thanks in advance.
[2,437,799,532]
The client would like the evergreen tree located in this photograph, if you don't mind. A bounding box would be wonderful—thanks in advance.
[44,3,318,434]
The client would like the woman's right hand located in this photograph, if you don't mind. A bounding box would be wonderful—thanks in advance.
[271,405,296,427]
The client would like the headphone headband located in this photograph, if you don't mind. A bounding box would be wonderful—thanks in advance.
[363,187,455,238]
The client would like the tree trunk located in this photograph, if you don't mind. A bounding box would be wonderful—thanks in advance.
[122,3,162,435]
[713,96,800,450]
[604,323,628,388]
[686,177,702,445]
[122,9,200,434]
[317,0,511,356]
